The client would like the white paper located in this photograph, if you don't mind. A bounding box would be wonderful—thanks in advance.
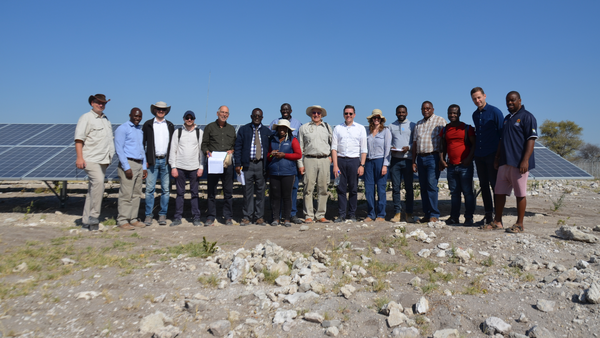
[237,171,245,185]
[391,148,407,152]
[208,151,227,174]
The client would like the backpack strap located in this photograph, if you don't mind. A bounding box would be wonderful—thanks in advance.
[178,127,201,144]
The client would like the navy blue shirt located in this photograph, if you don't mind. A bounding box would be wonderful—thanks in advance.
[472,103,504,157]
[499,105,537,169]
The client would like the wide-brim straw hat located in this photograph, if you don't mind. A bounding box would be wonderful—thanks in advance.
[151,101,171,116]
[366,109,386,123]
[271,119,295,131]
[88,94,110,105]
[305,105,327,118]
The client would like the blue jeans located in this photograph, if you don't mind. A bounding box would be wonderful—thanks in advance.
[447,163,475,221]
[417,154,440,218]
[474,153,497,216]
[145,157,170,217]
[365,158,388,219]
[389,157,413,214]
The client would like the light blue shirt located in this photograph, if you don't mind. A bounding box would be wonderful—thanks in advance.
[115,121,147,171]
[388,119,415,159]
[269,117,302,138]
[367,127,392,166]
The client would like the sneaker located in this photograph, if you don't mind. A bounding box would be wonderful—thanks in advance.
[89,217,100,226]
[226,219,234,226]
[119,223,135,230]
[88,224,98,231]
[158,215,167,226]
[82,223,90,229]
[334,218,345,223]
[445,218,459,225]
[241,218,251,226]
[205,219,214,227]
[170,219,182,227]
[284,221,292,227]
[271,220,280,226]
[255,218,266,226]
[130,220,146,228]
[390,213,402,222]
[144,216,153,226]
[375,217,385,222]
[364,217,374,222]
[464,218,474,226]
[193,218,202,226]
[348,217,357,223]
[304,218,314,224]
[291,216,303,224]
[417,217,430,223]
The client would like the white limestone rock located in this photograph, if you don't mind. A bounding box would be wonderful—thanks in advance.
[482,317,511,335]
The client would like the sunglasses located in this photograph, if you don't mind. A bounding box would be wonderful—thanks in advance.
[156,108,166,112]
[312,111,322,115]
[344,113,354,116]
[184,116,195,120]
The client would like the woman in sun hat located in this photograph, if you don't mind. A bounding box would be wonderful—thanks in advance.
[364,109,392,222]
[267,119,302,227]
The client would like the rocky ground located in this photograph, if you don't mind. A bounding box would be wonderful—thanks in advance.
[0,179,599,338]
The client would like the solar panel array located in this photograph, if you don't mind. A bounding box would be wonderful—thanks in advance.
[0,124,593,181]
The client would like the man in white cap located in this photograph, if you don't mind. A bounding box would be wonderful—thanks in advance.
[142,101,175,226]
[297,105,333,223]
[74,94,115,231]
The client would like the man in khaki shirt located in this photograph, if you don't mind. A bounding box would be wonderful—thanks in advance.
[74,94,115,230]
[298,105,333,223]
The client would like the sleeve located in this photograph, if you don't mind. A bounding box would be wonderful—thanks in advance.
[360,127,368,154]
[297,126,305,168]
[493,106,505,139]
[198,129,205,170]
[468,125,476,137]
[234,127,243,166]
[229,126,237,150]
[331,126,339,151]
[169,131,179,168]
[200,124,210,154]
[267,142,274,162]
[284,138,302,161]
[524,114,538,139]
[114,126,131,171]
[74,115,88,142]
[408,122,416,149]
[383,128,392,166]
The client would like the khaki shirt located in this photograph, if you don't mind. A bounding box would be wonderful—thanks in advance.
[74,110,115,164]
[297,121,332,168]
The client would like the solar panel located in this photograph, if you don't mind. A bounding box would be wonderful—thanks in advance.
[21,124,77,146]
[0,146,65,180]
[0,124,55,145]
[24,147,83,180]
[529,146,593,179]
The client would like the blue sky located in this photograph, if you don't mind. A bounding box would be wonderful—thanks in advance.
[2,0,599,146]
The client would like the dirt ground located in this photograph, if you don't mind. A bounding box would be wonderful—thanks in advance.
[0,179,599,337]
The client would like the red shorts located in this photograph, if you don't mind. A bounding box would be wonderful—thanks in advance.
[495,165,529,197]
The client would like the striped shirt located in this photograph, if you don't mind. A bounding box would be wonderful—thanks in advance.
[414,114,447,154]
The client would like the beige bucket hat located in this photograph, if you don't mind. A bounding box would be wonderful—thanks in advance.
[305,105,327,117]
[366,109,386,123]
[150,101,171,116]
[271,119,296,131]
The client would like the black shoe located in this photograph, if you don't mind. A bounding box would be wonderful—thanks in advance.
[284,221,292,227]
[445,218,459,225]
[464,218,474,226]
[205,218,214,227]
[291,216,303,224]
[334,218,345,223]
[171,219,182,227]
[89,217,100,226]
[82,223,90,229]
[89,224,99,231]
[193,218,202,226]
[226,219,233,226]
[348,216,357,223]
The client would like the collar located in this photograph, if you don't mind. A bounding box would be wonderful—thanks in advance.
[153,118,166,124]
[309,120,324,126]
[252,123,262,129]
[215,119,228,127]
[127,121,141,128]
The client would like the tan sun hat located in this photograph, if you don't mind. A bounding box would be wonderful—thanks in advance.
[305,105,327,118]
[271,119,296,131]
[366,109,386,123]
[88,94,110,105]
[150,101,171,116]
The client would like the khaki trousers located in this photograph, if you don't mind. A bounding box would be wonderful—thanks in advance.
[117,160,144,225]
[82,162,108,224]
[302,157,330,219]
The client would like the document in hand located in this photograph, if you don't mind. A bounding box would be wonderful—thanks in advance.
[208,151,227,174]
[237,171,245,185]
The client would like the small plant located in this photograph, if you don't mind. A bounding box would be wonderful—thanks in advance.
[103,217,117,226]
[550,192,567,211]
[130,232,141,238]
[202,237,217,254]
[463,276,487,295]
[373,296,390,312]
[421,282,439,294]
[447,244,459,264]
[261,268,280,285]
[481,256,494,267]
[323,312,333,321]
[522,273,535,282]
[198,274,219,288]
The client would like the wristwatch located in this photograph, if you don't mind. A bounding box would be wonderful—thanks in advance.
[359,164,365,167]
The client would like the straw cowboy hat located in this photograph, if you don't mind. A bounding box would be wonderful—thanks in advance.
[88,94,110,105]
[305,105,328,117]
[271,119,296,131]
[151,101,171,116]
[366,109,386,123]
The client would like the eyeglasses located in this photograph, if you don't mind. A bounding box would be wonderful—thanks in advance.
[344,113,354,116]
[93,101,106,105]
[312,111,322,115]
[184,116,195,120]
[372,116,381,119]
[251,115,263,119]
[156,108,166,112]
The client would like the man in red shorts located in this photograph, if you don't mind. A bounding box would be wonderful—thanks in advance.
[485,91,537,233]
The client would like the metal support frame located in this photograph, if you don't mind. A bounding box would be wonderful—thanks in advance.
[43,180,68,208]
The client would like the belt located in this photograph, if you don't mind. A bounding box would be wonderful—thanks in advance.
[250,159,263,164]
[305,155,329,159]
[418,151,438,157]
[127,158,143,164]
[155,155,166,159]
[337,156,359,159]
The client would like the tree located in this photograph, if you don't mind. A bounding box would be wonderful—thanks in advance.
[539,120,583,158]
[577,143,600,160]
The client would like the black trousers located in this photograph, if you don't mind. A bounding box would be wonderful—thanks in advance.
[337,157,360,218]
[243,161,266,220]
[270,175,295,221]
[207,165,234,220]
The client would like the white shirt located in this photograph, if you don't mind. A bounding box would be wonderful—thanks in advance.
[331,122,368,158]
[169,127,205,171]
[153,118,169,156]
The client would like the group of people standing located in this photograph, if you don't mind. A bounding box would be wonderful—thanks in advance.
[75,87,537,233]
